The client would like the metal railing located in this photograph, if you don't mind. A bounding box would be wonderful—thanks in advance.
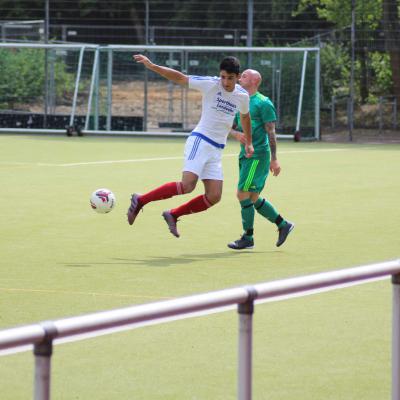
[1,259,400,400]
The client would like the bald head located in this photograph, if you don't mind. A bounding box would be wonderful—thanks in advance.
[239,69,262,94]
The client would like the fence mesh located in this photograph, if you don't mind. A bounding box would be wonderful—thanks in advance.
[91,47,318,138]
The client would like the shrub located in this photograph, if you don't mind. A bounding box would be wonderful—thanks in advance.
[0,48,75,109]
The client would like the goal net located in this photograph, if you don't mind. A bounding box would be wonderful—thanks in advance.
[89,45,319,139]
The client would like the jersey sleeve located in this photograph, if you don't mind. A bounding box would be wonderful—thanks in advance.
[260,99,277,123]
[188,76,218,93]
[238,93,250,114]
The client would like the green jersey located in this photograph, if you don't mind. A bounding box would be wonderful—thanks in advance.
[234,92,277,158]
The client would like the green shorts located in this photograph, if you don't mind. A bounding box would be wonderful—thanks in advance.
[237,156,270,193]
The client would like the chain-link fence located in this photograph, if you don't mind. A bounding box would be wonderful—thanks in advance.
[299,26,400,136]
[1,0,399,139]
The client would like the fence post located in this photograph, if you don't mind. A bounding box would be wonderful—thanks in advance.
[34,322,58,400]
[69,46,85,129]
[84,47,100,131]
[106,48,113,131]
[238,287,258,400]
[393,98,397,130]
[392,274,400,400]
[346,96,353,138]
[331,95,336,129]
[379,96,383,135]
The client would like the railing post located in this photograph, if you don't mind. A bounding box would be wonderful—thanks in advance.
[393,274,400,400]
[34,322,58,400]
[238,287,258,400]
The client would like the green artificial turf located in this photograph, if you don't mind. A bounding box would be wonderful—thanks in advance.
[0,134,399,399]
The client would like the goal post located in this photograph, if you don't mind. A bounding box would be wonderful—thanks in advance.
[87,45,320,140]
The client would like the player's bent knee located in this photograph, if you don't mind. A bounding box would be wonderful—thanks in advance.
[182,182,196,194]
[236,192,246,201]
[236,190,252,202]
[207,193,222,204]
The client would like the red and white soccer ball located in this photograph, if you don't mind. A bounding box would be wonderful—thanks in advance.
[90,188,116,214]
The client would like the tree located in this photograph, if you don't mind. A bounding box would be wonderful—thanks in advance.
[382,0,400,108]
[296,0,400,104]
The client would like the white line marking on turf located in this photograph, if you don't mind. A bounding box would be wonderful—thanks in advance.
[17,148,350,168]
[0,275,387,356]
[50,156,187,167]
[0,286,171,300]
[59,148,350,166]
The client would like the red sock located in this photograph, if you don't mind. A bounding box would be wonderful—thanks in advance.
[170,195,212,218]
[139,182,184,206]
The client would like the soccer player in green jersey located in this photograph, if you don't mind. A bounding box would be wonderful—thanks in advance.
[228,69,294,250]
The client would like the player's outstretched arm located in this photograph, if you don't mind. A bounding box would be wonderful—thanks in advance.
[133,54,188,86]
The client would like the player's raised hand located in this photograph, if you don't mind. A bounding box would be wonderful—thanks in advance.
[133,54,153,68]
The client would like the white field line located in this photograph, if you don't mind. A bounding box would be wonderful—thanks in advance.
[0,275,387,357]
[1,148,350,168]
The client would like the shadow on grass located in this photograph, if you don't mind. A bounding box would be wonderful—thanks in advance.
[62,250,273,268]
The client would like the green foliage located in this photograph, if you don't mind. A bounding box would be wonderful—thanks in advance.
[320,42,350,101]
[0,48,75,108]
[0,48,44,105]
[295,0,382,29]
[319,46,395,104]
[368,52,393,99]
[52,54,77,101]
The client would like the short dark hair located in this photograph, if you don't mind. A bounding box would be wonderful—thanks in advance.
[219,56,240,75]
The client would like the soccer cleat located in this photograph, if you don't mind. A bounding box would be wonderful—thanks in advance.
[227,235,254,250]
[127,193,143,225]
[162,211,180,238]
[276,221,295,247]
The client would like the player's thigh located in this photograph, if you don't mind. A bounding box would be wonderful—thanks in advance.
[183,136,218,178]
[238,157,269,193]
[181,171,199,193]
[200,159,223,181]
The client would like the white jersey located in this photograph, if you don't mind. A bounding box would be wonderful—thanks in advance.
[188,76,250,145]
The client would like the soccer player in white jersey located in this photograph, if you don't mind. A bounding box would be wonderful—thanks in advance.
[127,54,253,238]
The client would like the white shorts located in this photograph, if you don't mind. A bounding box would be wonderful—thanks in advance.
[183,134,223,180]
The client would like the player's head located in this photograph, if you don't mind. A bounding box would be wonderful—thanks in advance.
[219,56,241,92]
[239,69,262,93]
